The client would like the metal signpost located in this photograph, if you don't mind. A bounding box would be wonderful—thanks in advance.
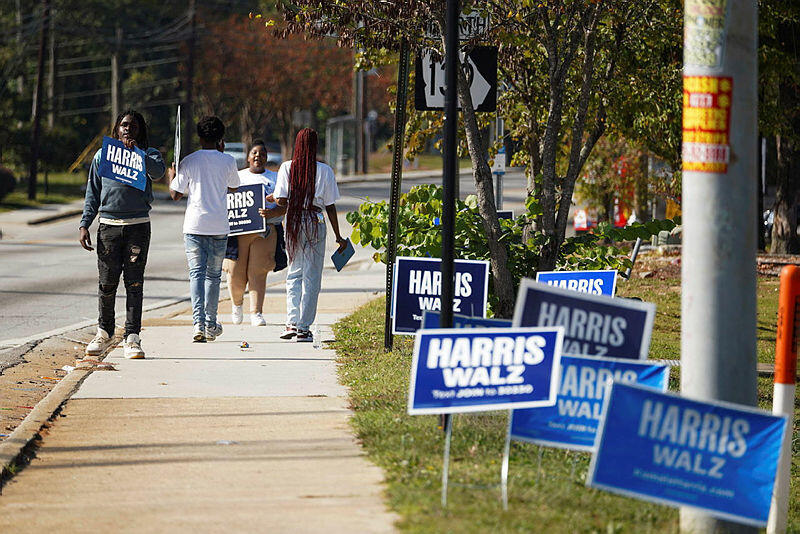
[681,0,759,530]
[383,40,410,351]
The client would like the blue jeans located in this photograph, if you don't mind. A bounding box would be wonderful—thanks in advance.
[184,234,228,328]
[285,222,326,331]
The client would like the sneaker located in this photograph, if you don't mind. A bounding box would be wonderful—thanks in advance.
[123,334,145,359]
[206,322,223,341]
[280,324,297,339]
[85,327,112,356]
[231,304,243,325]
[251,312,266,326]
[193,324,206,343]
[296,329,313,343]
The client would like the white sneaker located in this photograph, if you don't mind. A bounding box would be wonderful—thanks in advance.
[193,324,206,343]
[85,327,112,356]
[251,312,266,326]
[231,304,243,325]
[123,334,145,359]
[206,322,223,341]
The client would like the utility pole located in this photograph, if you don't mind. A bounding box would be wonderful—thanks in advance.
[16,0,24,94]
[680,0,758,532]
[182,0,196,157]
[28,0,49,201]
[46,7,56,129]
[353,69,365,174]
[111,25,122,126]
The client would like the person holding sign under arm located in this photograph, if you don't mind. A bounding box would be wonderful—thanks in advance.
[169,116,239,343]
[78,110,165,360]
[223,140,286,326]
[273,128,347,342]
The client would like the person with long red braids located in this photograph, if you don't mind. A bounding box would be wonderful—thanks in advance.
[270,128,346,342]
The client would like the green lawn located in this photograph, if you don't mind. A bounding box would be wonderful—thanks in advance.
[0,171,87,212]
[332,277,798,533]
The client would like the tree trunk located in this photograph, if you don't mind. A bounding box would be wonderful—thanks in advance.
[771,134,799,254]
[456,61,517,317]
[634,152,651,221]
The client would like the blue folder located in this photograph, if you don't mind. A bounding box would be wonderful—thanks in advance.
[331,238,355,272]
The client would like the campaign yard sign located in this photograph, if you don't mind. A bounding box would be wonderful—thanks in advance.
[510,356,669,451]
[408,327,564,415]
[512,279,655,359]
[98,136,147,191]
[588,383,788,527]
[536,269,618,297]
[392,257,490,335]
[227,183,266,236]
[422,311,511,330]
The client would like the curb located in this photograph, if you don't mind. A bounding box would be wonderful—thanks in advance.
[26,209,84,226]
[0,362,93,482]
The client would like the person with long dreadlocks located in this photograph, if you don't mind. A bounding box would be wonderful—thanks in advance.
[79,110,166,359]
[271,128,347,342]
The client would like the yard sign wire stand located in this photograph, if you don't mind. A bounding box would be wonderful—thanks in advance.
[440,411,510,509]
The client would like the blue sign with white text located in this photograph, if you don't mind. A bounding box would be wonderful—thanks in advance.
[588,383,788,527]
[422,311,511,330]
[227,183,266,236]
[536,269,617,297]
[512,279,655,359]
[393,257,490,335]
[97,136,147,191]
[408,327,564,414]
[511,356,669,450]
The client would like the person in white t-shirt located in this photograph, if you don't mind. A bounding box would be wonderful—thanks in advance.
[169,116,240,343]
[223,140,286,326]
[272,128,347,343]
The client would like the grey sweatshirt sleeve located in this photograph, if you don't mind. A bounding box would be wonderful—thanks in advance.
[79,153,102,229]
[144,147,165,180]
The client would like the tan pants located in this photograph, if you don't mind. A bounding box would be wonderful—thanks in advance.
[222,228,277,313]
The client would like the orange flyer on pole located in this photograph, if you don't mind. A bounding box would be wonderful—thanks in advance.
[682,75,732,173]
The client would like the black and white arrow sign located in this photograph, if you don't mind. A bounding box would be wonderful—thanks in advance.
[414,47,497,113]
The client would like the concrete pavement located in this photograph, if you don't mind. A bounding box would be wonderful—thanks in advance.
[0,257,397,533]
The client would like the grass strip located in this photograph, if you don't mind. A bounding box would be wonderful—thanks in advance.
[333,276,798,533]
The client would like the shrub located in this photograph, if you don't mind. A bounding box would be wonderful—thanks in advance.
[346,184,679,312]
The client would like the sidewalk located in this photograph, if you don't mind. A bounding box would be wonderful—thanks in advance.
[0,259,397,533]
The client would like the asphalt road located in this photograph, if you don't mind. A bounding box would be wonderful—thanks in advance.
[0,171,529,344]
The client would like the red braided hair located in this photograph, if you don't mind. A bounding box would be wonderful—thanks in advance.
[285,128,319,259]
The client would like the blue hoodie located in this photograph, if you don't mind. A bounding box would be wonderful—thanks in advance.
[80,147,166,228]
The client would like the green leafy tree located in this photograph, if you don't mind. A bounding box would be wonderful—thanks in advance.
[275,0,688,316]
[760,0,800,253]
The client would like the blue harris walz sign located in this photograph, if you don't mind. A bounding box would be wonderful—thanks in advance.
[422,311,511,329]
[97,136,147,191]
[511,355,669,451]
[227,183,266,236]
[588,383,788,527]
[536,269,618,297]
[408,327,564,415]
[512,279,655,359]
[392,257,489,335]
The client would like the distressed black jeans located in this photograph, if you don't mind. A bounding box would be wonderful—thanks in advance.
[96,222,150,336]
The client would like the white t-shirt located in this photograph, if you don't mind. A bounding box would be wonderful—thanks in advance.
[274,160,340,211]
[170,149,240,235]
[238,168,282,224]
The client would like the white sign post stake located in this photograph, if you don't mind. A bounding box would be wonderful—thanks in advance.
[500,411,512,511]
[441,414,454,508]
